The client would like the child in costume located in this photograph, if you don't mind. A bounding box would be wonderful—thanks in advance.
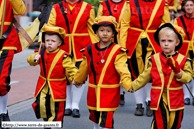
[72,16,132,129]
[27,25,78,128]
[40,0,98,117]
[97,0,127,106]
[129,23,193,129]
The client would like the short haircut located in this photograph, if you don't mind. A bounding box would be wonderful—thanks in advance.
[158,27,179,42]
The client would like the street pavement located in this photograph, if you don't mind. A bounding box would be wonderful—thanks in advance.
[6,48,194,129]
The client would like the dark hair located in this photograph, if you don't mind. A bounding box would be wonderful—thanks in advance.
[181,0,194,12]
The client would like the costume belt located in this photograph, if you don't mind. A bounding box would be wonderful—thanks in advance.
[40,75,66,81]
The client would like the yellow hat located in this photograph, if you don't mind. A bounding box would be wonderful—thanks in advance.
[41,24,66,45]
[92,16,118,34]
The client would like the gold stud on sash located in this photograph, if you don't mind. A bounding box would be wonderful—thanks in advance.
[114,4,117,11]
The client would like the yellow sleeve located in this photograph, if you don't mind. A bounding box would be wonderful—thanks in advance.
[87,8,99,43]
[168,0,178,12]
[74,55,89,83]
[38,7,56,43]
[173,18,178,25]
[27,54,39,66]
[114,51,132,91]
[161,3,171,23]
[97,3,103,17]
[176,60,193,83]
[63,55,78,83]
[9,0,25,15]
[120,2,131,48]
[132,60,152,91]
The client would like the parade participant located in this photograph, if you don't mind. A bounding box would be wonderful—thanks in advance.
[41,0,98,117]
[166,0,178,22]
[0,0,51,126]
[174,0,194,105]
[27,25,78,128]
[120,0,171,116]
[129,23,193,129]
[72,16,132,129]
[97,0,126,105]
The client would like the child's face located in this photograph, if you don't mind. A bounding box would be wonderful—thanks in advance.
[44,34,62,52]
[96,26,114,44]
[159,33,180,55]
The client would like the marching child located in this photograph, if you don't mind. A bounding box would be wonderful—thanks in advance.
[27,25,78,128]
[129,23,193,129]
[72,16,132,129]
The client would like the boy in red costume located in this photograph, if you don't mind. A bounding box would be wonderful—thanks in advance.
[72,16,132,129]
[97,0,127,106]
[129,23,193,129]
[41,0,98,117]
[27,25,78,128]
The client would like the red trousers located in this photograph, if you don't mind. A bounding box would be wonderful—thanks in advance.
[0,50,14,96]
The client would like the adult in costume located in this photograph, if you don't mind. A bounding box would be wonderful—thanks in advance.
[97,0,126,105]
[174,0,194,105]
[120,0,170,116]
[0,0,49,126]
[43,0,98,117]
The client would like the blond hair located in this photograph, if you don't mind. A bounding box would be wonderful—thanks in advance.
[158,27,179,41]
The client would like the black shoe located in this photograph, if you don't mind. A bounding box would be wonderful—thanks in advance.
[146,101,153,117]
[72,109,80,118]
[134,104,144,116]
[184,98,190,105]
[119,94,125,106]
[64,109,72,116]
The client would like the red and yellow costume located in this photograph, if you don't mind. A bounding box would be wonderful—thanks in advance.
[74,43,131,111]
[174,15,194,64]
[97,0,126,44]
[120,0,170,78]
[166,0,178,12]
[0,0,25,96]
[74,42,131,128]
[132,52,193,128]
[27,48,78,121]
[44,0,98,62]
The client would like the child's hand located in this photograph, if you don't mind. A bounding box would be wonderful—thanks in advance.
[72,80,82,88]
[128,87,134,93]
[34,54,41,63]
[167,55,181,73]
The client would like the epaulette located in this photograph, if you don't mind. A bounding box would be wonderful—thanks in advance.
[126,0,129,4]
[148,56,151,62]
[63,53,72,59]
[80,48,85,52]
[165,2,168,6]
[120,48,129,53]
[186,58,192,62]
[92,5,95,9]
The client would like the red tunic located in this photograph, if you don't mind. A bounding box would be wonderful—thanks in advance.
[0,0,22,53]
[83,43,123,111]
[176,15,194,56]
[35,48,69,101]
[124,0,167,57]
[150,52,187,111]
[51,0,94,62]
